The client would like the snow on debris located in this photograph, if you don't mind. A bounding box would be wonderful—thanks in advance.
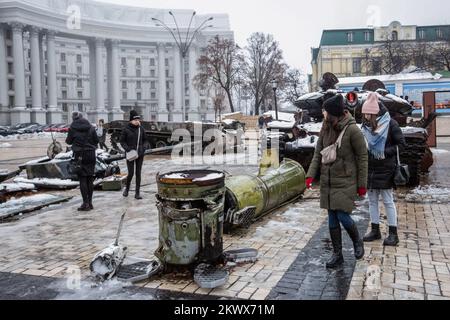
[193,173,224,182]
[14,177,79,187]
[431,148,450,154]
[0,142,12,148]
[300,122,323,133]
[404,185,450,203]
[162,173,189,179]
[0,182,35,193]
[264,111,296,122]
[0,194,61,216]
[287,136,318,148]
[267,121,295,129]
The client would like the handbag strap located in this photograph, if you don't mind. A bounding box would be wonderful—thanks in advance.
[136,126,141,150]
[336,125,350,149]
[396,145,400,165]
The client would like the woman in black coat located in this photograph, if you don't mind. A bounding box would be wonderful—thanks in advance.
[66,112,99,211]
[120,110,148,200]
[361,92,406,246]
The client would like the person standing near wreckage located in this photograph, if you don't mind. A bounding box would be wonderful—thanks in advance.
[361,92,405,246]
[66,112,99,211]
[306,94,368,269]
[120,110,148,200]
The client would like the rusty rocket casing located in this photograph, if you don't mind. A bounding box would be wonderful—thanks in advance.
[155,170,225,266]
[224,159,306,229]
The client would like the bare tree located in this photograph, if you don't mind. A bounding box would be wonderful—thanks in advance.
[428,38,450,71]
[281,68,307,104]
[194,35,244,113]
[244,33,287,115]
[212,90,226,122]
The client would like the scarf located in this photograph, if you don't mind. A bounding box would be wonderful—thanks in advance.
[362,112,391,160]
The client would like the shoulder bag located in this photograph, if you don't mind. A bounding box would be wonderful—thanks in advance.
[394,145,410,186]
[320,125,349,165]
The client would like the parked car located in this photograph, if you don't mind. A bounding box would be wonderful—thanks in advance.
[44,123,64,132]
[17,124,42,134]
[0,126,10,136]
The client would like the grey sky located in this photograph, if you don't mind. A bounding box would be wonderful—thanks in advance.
[97,0,450,74]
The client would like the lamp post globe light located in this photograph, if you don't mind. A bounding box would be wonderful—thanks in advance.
[271,79,278,121]
[152,12,213,122]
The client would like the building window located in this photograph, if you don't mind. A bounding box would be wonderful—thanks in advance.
[6,46,12,57]
[137,92,142,100]
[77,66,82,74]
[122,81,127,89]
[77,103,83,112]
[391,31,398,41]
[61,65,66,74]
[166,92,170,100]
[419,29,426,40]
[77,91,83,99]
[151,92,156,99]
[165,70,169,78]
[62,90,67,99]
[122,68,127,77]
[61,78,67,87]
[61,53,66,62]
[136,58,141,67]
[9,79,13,90]
[352,59,362,74]
[8,63,13,74]
[136,81,141,89]
[364,31,371,42]
[76,54,82,63]
[165,58,169,67]
[62,103,68,112]
[150,58,155,66]
[151,81,156,89]
[136,69,141,77]
[122,91,127,100]
[150,70,156,77]
[121,57,127,66]
[77,79,83,88]
[436,28,443,39]
[347,32,354,43]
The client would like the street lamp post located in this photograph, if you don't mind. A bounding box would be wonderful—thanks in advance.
[152,12,213,122]
[271,79,279,121]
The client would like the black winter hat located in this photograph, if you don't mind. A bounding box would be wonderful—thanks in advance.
[129,110,141,121]
[72,111,83,121]
[323,94,345,117]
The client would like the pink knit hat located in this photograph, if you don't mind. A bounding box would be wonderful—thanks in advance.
[362,92,380,115]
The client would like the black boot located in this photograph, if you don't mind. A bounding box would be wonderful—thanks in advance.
[326,227,344,268]
[77,203,90,212]
[135,192,142,200]
[345,224,365,260]
[123,187,129,197]
[383,226,399,246]
[89,202,94,210]
[363,223,382,242]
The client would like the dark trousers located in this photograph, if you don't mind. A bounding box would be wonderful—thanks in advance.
[98,141,108,150]
[79,175,94,205]
[126,155,144,193]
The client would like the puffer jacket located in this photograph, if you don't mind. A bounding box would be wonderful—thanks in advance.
[307,114,368,214]
[364,106,406,190]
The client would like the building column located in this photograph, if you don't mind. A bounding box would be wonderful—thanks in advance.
[157,43,168,122]
[172,45,183,122]
[107,39,123,121]
[38,33,46,110]
[88,38,108,123]
[29,27,46,124]
[46,30,61,124]
[0,25,10,125]
[88,40,96,117]
[10,22,30,124]
[189,44,200,121]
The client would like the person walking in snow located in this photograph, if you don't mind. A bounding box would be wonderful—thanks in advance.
[306,94,368,268]
[361,92,405,246]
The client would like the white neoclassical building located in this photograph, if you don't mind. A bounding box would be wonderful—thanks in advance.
[0,0,234,125]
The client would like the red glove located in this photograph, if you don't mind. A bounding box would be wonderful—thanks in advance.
[306,177,314,189]
[358,187,367,197]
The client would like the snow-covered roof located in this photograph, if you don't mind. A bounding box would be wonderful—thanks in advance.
[338,71,443,86]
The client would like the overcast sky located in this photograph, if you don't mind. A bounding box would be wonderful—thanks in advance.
[97,0,450,74]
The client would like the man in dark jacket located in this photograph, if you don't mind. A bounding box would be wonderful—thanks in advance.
[120,110,148,200]
[66,112,99,211]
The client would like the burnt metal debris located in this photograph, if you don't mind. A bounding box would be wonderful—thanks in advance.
[266,72,437,187]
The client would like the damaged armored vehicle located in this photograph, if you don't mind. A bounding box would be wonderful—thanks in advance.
[266,73,437,187]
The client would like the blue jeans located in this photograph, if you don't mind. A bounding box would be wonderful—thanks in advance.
[328,210,355,229]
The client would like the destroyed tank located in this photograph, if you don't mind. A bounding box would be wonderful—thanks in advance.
[270,73,436,187]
